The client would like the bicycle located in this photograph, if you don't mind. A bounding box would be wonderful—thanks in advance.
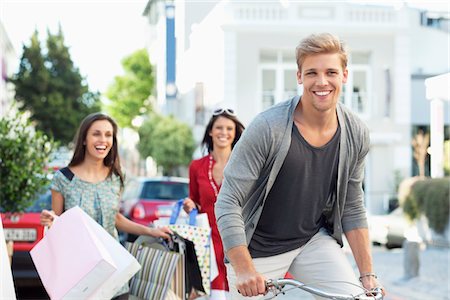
[265,278,383,300]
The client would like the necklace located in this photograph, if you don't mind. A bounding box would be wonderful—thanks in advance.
[208,154,219,197]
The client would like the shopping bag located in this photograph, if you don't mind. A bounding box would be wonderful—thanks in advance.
[30,206,141,300]
[1,218,16,300]
[155,200,212,294]
[86,211,142,299]
[126,235,183,300]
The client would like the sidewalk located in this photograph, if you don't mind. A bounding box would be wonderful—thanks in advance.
[368,245,449,300]
[259,244,449,299]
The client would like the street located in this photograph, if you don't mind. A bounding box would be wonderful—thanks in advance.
[14,244,449,299]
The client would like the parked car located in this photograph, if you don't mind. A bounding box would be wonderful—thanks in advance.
[1,188,51,285]
[368,207,415,249]
[120,176,189,227]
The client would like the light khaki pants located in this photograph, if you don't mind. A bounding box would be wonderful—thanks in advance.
[226,229,362,299]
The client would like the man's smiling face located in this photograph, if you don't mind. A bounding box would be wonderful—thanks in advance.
[297,53,348,113]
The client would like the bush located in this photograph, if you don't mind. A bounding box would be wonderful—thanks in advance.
[398,176,423,219]
[0,111,56,212]
[403,177,450,234]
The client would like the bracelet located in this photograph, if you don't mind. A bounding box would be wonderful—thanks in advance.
[359,272,378,282]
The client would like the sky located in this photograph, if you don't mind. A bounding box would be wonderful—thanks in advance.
[1,0,149,93]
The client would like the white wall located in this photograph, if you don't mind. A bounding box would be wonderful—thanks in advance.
[409,12,450,75]
[0,22,17,118]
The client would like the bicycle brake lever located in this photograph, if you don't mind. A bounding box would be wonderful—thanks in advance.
[266,279,286,296]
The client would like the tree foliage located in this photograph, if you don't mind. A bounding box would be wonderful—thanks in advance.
[0,110,56,212]
[105,49,154,128]
[137,114,195,176]
[10,28,100,145]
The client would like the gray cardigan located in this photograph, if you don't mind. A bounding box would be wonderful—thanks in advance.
[215,96,370,253]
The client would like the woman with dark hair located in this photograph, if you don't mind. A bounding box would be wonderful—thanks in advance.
[40,112,172,299]
[183,108,245,300]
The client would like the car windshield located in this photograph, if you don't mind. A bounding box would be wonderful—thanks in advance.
[0,190,51,213]
[141,181,188,200]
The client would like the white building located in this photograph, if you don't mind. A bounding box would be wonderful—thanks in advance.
[142,0,450,214]
[0,22,17,118]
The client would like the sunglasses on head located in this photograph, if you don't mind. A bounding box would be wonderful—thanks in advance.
[212,108,236,116]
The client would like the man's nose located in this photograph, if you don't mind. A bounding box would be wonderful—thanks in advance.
[316,74,328,85]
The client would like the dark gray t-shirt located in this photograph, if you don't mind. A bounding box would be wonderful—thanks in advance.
[249,124,340,258]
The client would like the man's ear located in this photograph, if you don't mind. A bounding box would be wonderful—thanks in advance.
[342,68,348,84]
[297,70,302,84]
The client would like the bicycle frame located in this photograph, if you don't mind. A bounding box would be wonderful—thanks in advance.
[266,278,383,300]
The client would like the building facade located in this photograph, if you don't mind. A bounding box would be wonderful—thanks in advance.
[0,22,17,118]
[143,0,450,213]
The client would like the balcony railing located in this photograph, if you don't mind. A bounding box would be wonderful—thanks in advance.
[224,2,403,27]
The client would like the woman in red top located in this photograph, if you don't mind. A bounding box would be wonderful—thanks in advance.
[183,108,245,299]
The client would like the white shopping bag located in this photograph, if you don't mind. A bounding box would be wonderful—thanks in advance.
[31,206,141,300]
[0,218,16,300]
[88,210,142,299]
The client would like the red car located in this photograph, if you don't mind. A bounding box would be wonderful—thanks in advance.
[1,189,51,284]
[120,177,189,242]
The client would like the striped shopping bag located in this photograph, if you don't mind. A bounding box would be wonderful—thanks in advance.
[126,240,183,300]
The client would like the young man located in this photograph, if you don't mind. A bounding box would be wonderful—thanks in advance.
[215,33,384,299]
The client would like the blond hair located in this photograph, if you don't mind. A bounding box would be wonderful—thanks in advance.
[295,33,348,71]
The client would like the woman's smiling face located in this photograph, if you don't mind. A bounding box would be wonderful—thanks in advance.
[209,116,236,150]
[84,120,114,160]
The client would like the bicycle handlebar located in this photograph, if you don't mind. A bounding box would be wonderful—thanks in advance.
[266,278,383,300]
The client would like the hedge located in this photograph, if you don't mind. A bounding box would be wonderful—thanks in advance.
[403,177,450,234]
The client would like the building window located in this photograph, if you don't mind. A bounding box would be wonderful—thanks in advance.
[343,52,372,117]
[260,50,372,116]
[352,68,369,114]
[262,69,276,109]
[420,11,450,32]
[259,50,299,111]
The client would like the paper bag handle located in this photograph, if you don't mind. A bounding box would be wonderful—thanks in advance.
[169,199,198,226]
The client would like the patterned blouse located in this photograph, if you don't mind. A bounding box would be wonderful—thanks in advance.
[51,167,128,296]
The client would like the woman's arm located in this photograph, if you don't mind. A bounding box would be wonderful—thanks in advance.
[115,212,172,239]
[51,190,64,215]
[40,190,64,226]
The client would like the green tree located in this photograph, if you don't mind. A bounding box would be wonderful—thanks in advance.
[137,114,195,175]
[105,49,154,128]
[10,27,100,145]
[0,110,56,213]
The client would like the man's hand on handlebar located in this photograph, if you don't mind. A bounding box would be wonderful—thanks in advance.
[236,270,267,297]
